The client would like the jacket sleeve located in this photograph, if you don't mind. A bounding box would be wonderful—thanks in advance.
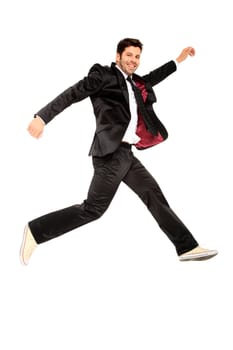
[36,64,104,124]
[143,60,177,87]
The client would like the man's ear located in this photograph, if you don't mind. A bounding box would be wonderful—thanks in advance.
[116,53,120,63]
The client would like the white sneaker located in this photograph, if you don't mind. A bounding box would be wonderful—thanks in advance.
[20,225,37,265]
[179,246,218,261]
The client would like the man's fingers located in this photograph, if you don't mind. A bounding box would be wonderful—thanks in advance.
[189,48,195,56]
[186,47,195,56]
[27,126,43,138]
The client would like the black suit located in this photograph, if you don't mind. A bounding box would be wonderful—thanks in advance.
[37,61,176,156]
[29,60,198,255]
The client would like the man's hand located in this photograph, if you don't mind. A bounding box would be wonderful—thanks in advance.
[27,115,45,139]
[176,47,195,64]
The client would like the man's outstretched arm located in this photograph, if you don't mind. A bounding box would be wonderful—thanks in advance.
[27,63,105,138]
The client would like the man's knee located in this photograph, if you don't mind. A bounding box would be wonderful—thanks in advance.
[83,200,108,221]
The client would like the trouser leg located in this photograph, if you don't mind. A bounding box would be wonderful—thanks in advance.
[29,147,133,244]
[123,154,198,255]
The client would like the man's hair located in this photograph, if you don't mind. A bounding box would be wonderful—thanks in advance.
[116,38,143,55]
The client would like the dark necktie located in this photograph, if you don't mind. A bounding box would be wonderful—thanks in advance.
[126,76,158,134]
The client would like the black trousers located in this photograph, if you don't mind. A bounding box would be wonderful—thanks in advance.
[29,144,198,255]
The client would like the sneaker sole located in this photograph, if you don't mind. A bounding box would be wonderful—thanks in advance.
[179,251,218,262]
[19,225,29,265]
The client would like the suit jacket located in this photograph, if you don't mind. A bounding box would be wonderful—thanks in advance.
[36,60,177,157]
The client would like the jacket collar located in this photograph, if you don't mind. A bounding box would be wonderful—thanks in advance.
[111,62,129,105]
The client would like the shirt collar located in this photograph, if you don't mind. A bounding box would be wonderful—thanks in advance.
[115,64,129,80]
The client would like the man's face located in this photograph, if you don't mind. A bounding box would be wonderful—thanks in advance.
[116,46,141,75]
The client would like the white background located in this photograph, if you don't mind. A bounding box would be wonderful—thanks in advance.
[1,0,232,349]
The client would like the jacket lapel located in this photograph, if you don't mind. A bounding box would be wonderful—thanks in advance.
[111,63,129,106]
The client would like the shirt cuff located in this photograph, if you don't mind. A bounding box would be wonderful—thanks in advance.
[34,114,46,125]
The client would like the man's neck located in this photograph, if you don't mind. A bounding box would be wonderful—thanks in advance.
[115,64,128,79]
